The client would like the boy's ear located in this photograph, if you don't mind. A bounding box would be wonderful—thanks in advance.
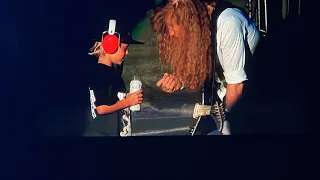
[120,43,129,47]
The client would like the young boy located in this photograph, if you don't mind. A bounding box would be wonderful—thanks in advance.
[84,19,144,137]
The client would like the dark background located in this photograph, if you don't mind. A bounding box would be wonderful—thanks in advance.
[4,0,308,136]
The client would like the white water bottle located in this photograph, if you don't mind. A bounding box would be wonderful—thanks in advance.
[129,76,142,111]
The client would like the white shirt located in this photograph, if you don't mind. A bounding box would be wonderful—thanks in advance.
[215,8,260,101]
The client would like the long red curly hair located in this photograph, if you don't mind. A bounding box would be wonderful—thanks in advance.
[150,0,212,89]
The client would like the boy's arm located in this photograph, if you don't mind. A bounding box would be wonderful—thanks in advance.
[96,99,129,115]
[92,85,130,115]
[94,89,142,115]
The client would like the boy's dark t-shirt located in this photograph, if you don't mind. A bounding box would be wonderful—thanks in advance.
[86,63,126,136]
[91,63,126,107]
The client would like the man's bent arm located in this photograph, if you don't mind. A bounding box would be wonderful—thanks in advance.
[225,83,244,111]
[218,18,247,111]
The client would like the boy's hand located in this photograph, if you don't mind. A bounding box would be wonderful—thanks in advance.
[124,89,143,106]
[156,73,182,93]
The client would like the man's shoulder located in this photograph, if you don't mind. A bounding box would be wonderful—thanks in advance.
[217,8,247,25]
[222,8,243,16]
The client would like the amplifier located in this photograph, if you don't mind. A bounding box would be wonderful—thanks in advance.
[130,91,200,136]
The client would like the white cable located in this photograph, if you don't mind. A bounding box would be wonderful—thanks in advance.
[264,0,268,33]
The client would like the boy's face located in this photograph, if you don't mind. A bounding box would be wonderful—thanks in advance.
[110,43,129,65]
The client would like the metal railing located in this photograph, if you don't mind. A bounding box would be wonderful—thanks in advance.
[282,0,302,19]
[247,0,268,35]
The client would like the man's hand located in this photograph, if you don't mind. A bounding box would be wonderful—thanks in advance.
[156,73,183,93]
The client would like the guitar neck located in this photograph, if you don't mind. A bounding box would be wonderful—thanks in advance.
[196,101,225,120]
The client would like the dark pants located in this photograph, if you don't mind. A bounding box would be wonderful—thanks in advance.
[83,111,121,137]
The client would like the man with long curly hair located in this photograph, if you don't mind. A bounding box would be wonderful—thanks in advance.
[150,0,260,135]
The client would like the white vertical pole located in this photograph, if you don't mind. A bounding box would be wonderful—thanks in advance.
[282,0,287,19]
[287,0,290,16]
[264,0,267,33]
[257,0,261,30]
[249,0,252,18]
[298,0,301,15]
